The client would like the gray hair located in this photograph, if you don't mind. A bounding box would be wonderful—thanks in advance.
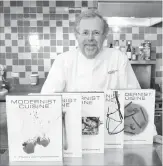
[74,9,109,36]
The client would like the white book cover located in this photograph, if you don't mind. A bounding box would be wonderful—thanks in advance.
[82,92,104,153]
[124,89,155,144]
[6,95,63,162]
[61,93,82,158]
[104,90,124,148]
[29,93,82,157]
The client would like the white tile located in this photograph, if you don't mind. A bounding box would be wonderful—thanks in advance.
[0,47,5,53]
[56,27,63,33]
[18,40,25,46]
[38,71,45,78]
[10,20,17,27]
[30,21,37,27]
[37,13,43,20]
[6,72,12,79]
[3,1,10,7]
[43,27,50,33]
[5,40,12,46]
[148,34,157,40]
[4,27,11,34]
[132,27,139,34]
[11,34,18,40]
[88,1,94,7]
[157,28,162,34]
[19,53,26,59]
[30,1,36,7]
[10,7,17,14]
[69,33,76,40]
[113,33,120,40]
[49,1,56,6]
[49,20,56,27]
[50,53,57,59]
[125,34,132,40]
[0,33,5,40]
[6,59,12,66]
[56,7,68,14]
[12,47,18,53]
[75,1,82,7]
[43,7,49,13]
[44,59,51,72]
[43,40,50,46]
[16,7,23,14]
[13,66,25,72]
[62,20,69,27]
[23,1,30,7]
[144,34,150,40]
[69,14,75,22]
[56,46,63,54]
[31,65,38,72]
[156,46,162,53]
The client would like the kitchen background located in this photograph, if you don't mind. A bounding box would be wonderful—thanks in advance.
[0,0,162,85]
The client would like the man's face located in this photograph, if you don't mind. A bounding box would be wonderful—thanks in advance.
[76,17,106,59]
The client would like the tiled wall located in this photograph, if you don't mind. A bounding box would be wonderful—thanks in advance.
[0,1,162,85]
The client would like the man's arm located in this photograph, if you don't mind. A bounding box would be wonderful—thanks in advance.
[41,55,66,94]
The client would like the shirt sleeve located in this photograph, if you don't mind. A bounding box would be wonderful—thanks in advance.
[41,55,66,94]
[118,53,141,89]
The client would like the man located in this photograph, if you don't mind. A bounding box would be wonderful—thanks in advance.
[41,10,160,141]
[41,9,140,93]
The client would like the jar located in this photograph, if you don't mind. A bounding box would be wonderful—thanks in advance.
[143,41,151,60]
[30,74,39,85]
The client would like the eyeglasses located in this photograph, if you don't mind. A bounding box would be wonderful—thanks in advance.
[77,30,103,37]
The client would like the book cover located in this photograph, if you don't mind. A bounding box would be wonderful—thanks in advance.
[29,93,82,157]
[124,89,155,144]
[81,92,104,153]
[104,90,124,148]
[6,95,63,162]
[61,93,82,157]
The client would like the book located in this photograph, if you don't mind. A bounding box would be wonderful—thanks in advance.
[61,93,82,157]
[29,93,82,157]
[124,89,155,144]
[81,92,104,153]
[104,90,124,148]
[6,95,63,162]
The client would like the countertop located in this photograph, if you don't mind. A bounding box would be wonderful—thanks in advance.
[0,144,162,166]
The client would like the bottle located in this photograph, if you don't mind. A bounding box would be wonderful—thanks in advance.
[109,43,113,48]
[132,47,136,60]
[126,41,132,60]
[114,40,120,50]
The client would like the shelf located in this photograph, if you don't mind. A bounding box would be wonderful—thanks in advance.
[130,60,156,65]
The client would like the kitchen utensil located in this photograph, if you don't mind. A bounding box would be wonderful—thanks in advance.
[63,111,68,150]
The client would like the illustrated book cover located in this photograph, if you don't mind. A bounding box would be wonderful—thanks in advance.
[6,95,63,162]
[123,89,155,144]
[104,90,125,148]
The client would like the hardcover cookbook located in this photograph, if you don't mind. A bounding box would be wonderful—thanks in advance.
[6,95,63,162]
[123,90,155,144]
[81,92,105,153]
[104,90,125,148]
